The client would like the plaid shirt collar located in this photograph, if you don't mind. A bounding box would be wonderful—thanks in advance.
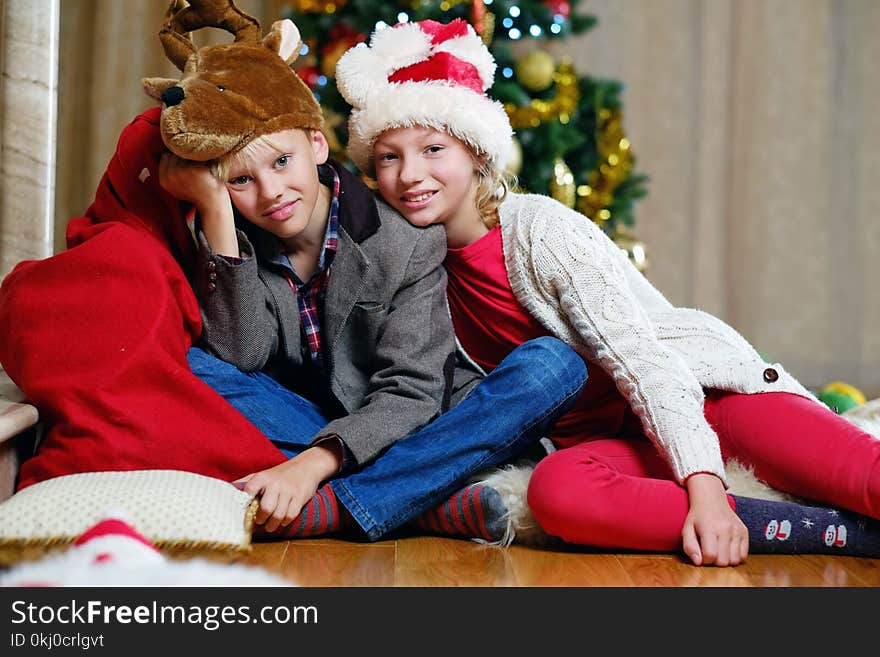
[272,163,340,285]
[271,163,341,368]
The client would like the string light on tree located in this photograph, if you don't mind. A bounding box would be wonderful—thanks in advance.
[549,157,575,208]
[611,228,649,273]
[291,0,347,13]
[545,0,571,19]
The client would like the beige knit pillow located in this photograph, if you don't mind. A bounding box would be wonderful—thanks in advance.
[0,470,258,565]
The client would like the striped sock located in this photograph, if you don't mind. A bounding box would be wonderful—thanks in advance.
[414,483,509,542]
[260,485,351,539]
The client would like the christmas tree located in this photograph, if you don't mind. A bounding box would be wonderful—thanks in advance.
[287,0,649,264]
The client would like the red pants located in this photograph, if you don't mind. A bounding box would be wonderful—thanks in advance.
[527,392,880,551]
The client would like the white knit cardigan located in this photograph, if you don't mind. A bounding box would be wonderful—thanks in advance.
[489,192,819,486]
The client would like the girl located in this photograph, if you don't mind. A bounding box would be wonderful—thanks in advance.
[335,18,880,566]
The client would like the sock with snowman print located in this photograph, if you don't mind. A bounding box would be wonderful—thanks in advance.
[732,495,880,557]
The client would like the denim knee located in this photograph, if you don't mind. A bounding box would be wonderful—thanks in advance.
[187,345,239,381]
[512,336,587,391]
[186,346,212,372]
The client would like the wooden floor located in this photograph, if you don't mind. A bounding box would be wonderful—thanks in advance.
[238,535,880,587]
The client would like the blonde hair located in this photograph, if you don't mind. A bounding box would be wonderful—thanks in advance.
[470,146,517,230]
[210,130,309,181]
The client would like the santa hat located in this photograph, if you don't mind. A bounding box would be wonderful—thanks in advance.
[336,19,513,176]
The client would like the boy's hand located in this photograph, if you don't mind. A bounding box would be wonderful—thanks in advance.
[681,473,749,567]
[158,152,227,212]
[234,445,342,534]
[158,152,238,256]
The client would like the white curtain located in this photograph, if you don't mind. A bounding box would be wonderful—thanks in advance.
[1,0,877,397]
[562,0,880,397]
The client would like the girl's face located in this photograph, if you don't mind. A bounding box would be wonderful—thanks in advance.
[373,126,481,234]
[225,128,329,245]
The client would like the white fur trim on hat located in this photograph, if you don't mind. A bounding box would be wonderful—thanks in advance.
[369,22,433,74]
[336,19,513,176]
[434,35,496,90]
[337,23,433,107]
[346,81,513,176]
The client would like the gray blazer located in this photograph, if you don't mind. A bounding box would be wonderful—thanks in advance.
[192,163,479,466]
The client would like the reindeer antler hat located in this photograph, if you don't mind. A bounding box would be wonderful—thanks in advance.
[335,19,513,176]
[143,0,323,162]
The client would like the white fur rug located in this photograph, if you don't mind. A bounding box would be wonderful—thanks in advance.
[473,398,880,548]
[841,396,880,437]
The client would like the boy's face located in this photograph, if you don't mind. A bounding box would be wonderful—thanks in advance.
[373,126,479,230]
[225,129,329,241]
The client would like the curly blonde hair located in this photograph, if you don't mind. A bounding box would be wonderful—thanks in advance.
[472,150,517,230]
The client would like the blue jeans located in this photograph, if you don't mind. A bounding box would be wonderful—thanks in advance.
[187,336,587,541]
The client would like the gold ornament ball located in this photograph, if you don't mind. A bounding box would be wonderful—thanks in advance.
[515,50,556,92]
[505,136,523,176]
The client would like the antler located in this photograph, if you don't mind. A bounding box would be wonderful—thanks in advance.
[159,0,262,71]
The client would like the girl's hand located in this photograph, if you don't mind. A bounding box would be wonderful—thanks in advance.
[682,473,749,567]
[233,445,342,534]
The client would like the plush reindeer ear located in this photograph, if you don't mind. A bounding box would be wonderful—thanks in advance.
[263,19,301,64]
[159,0,262,71]
[158,0,195,71]
[142,77,179,101]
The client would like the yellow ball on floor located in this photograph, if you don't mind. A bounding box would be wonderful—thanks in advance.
[819,381,866,413]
